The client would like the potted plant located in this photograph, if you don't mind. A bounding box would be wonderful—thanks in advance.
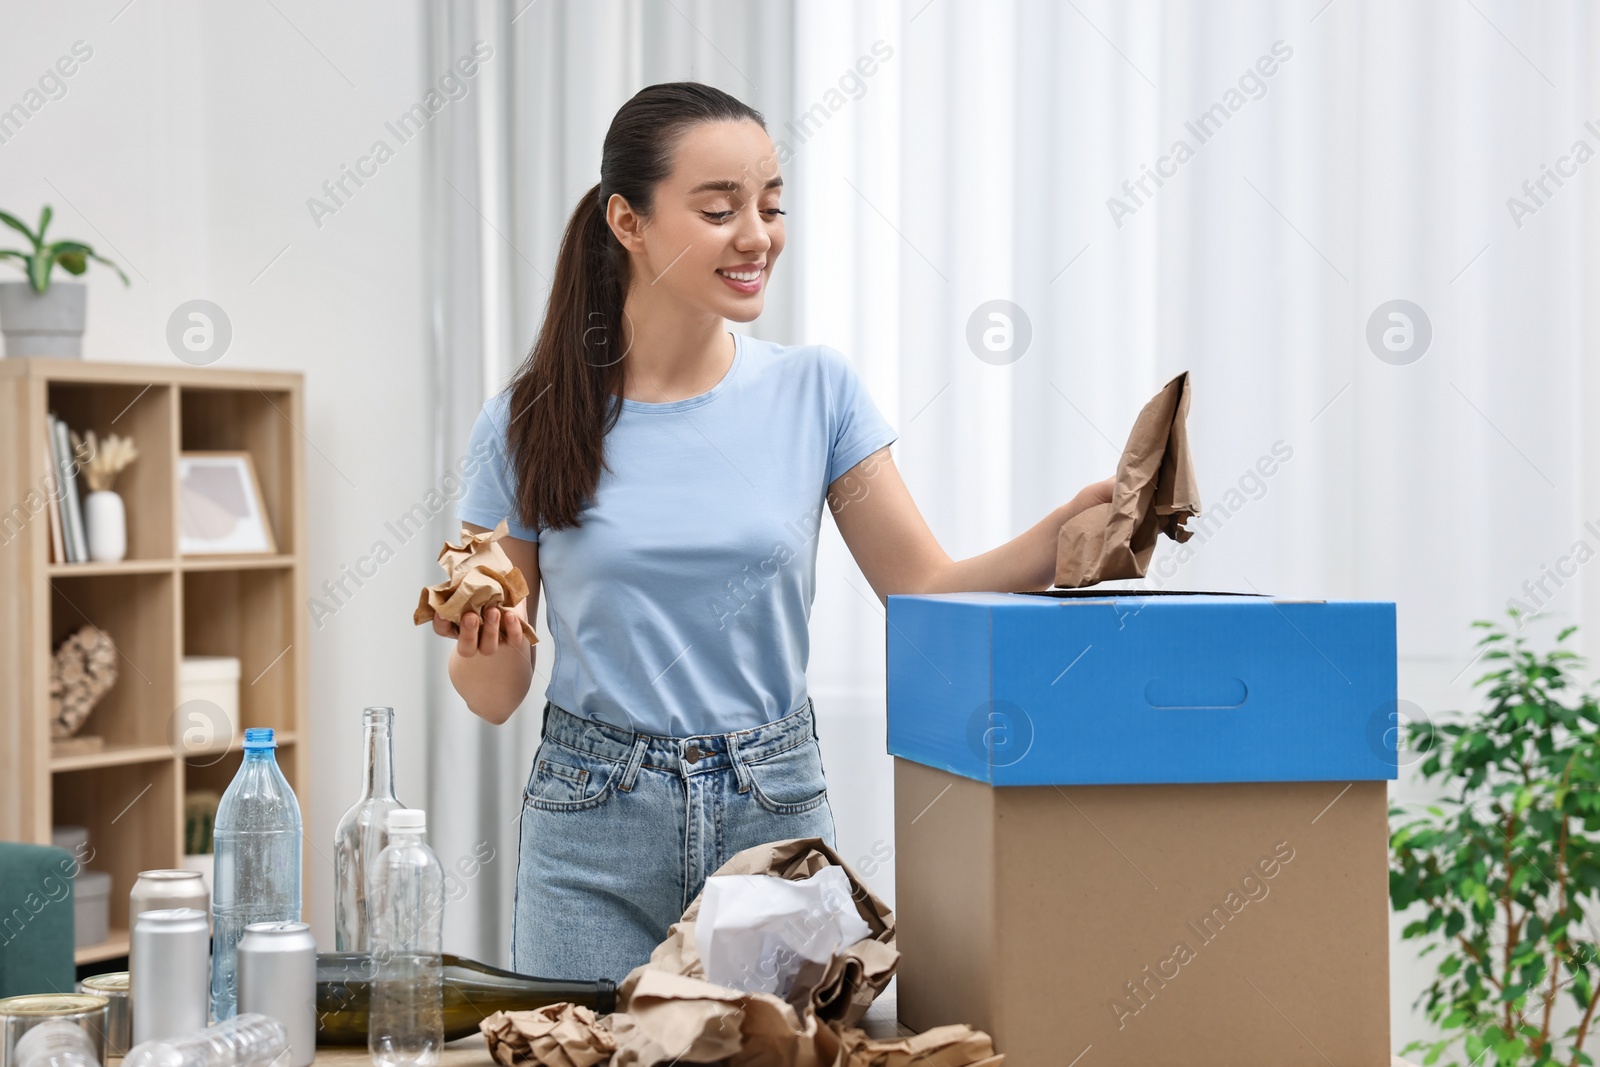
[0,204,129,358]
[1390,608,1600,1066]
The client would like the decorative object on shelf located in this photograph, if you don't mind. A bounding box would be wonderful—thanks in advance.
[412,519,539,644]
[178,452,275,555]
[183,792,220,898]
[48,736,103,759]
[50,826,88,857]
[0,204,130,358]
[71,429,137,564]
[72,870,111,948]
[177,657,240,757]
[48,625,116,743]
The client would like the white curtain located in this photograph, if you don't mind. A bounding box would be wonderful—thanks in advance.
[428,0,1600,1047]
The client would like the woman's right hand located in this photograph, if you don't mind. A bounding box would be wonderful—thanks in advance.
[432,601,531,658]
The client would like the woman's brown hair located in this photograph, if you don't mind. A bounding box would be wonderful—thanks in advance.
[505,82,766,535]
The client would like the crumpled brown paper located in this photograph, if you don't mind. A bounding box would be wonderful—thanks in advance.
[479,837,1003,1067]
[482,1003,616,1067]
[834,1025,1006,1067]
[412,518,539,643]
[1054,370,1200,588]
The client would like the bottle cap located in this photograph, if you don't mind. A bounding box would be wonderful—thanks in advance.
[387,808,426,832]
[243,727,275,749]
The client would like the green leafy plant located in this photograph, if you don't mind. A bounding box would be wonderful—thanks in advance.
[1391,609,1600,1066]
[0,204,129,293]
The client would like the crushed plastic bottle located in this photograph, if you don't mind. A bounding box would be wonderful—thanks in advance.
[121,1014,287,1067]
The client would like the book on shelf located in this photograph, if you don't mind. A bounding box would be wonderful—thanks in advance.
[49,412,88,563]
[44,421,64,564]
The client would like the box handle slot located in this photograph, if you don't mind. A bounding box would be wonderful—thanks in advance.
[1143,676,1249,708]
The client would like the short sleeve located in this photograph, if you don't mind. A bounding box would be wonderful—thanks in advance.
[821,346,898,485]
[456,397,541,542]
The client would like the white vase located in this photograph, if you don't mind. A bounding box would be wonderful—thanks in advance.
[84,489,126,562]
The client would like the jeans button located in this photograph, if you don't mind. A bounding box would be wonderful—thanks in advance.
[685,745,703,763]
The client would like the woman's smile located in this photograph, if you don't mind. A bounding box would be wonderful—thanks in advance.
[716,262,766,294]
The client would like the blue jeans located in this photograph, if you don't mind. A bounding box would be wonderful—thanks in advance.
[510,697,838,982]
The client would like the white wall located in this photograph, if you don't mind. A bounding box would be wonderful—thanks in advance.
[0,0,434,948]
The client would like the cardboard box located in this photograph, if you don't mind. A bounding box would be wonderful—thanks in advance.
[886,591,1397,1067]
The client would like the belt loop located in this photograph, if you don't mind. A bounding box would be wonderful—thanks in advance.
[726,730,753,793]
[618,735,649,792]
[808,696,818,740]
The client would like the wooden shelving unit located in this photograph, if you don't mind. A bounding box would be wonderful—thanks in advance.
[0,359,309,964]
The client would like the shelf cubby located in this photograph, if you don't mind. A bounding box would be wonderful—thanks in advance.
[49,570,176,751]
[180,387,297,556]
[45,380,175,562]
[182,567,297,737]
[52,758,180,941]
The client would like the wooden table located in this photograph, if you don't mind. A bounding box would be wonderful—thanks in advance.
[310,981,1422,1065]
[312,983,909,1064]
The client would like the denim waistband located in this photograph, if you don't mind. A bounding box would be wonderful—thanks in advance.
[539,698,817,783]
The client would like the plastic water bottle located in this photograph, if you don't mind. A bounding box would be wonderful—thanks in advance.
[14,1021,101,1067]
[368,809,444,1067]
[211,728,302,1022]
[122,1014,288,1067]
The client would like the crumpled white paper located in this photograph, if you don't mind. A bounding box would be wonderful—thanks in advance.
[694,866,872,1003]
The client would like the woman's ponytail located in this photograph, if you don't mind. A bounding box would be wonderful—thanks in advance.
[504,83,765,535]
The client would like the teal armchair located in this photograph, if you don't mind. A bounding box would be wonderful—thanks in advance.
[0,842,77,996]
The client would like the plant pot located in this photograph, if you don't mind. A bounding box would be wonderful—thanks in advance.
[84,489,126,562]
[0,280,87,357]
[181,852,215,898]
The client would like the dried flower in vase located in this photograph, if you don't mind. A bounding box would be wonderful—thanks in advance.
[50,624,118,737]
[70,429,138,492]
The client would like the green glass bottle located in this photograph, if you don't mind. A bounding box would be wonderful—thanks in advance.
[314,953,618,1045]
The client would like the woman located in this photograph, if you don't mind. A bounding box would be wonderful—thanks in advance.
[437,82,1112,983]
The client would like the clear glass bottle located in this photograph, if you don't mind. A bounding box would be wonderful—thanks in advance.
[368,809,444,1067]
[210,728,302,1022]
[334,706,405,951]
[122,1014,288,1067]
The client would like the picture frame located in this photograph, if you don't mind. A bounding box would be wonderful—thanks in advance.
[178,450,277,555]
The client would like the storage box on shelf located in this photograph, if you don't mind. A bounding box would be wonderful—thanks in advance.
[0,359,309,964]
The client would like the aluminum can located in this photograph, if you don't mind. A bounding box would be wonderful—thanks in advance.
[237,921,316,1067]
[75,973,129,1057]
[0,995,107,1067]
[129,870,209,975]
[131,908,208,1046]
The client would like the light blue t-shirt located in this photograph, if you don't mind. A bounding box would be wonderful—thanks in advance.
[456,331,899,737]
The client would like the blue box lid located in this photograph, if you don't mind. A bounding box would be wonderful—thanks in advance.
[885,591,1398,786]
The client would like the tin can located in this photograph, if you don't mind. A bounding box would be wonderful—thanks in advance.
[237,922,316,1067]
[0,995,107,1067]
[75,973,129,1057]
[131,908,208,1046]
[129,870,209,974]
